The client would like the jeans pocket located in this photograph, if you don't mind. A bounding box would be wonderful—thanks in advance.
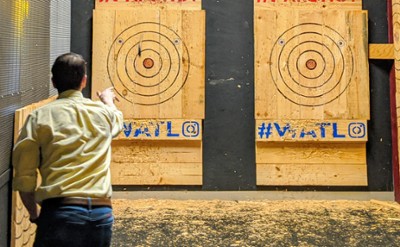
[95,213,114,228]
[56,206,89,225]
[90,207,114,227]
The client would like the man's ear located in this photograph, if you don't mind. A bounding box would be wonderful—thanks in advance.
[80,75,87,90]
[51,78,57,89]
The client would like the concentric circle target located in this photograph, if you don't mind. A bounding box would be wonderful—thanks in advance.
[107,22,190,105]
[270,23,354,106]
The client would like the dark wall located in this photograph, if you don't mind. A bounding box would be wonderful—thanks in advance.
[202,1,255,190]
[71,0,95,98]
[363,0,393,191]
[72,0,393,191]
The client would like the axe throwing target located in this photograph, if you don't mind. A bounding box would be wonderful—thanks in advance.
[107,22,190,105]
[270,23,354,107]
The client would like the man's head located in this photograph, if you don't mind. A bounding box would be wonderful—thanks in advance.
[51,53,87,93]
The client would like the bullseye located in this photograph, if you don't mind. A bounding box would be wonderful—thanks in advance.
[306,59,317,70]
[143,58,154,69]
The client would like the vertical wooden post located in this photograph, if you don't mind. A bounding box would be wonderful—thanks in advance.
[391,0,400,202]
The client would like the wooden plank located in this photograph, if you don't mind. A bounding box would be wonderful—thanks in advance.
[254,0,362,10]
[112,140,202,163]
[180,10,206,119]
[369,44,394,60]
[254,9,369,120]
[11,96,56,247]
[96,0,202,10]
[116,119,202,140]
[256,163,367,186]
[92,8,205,119]
[256,120,368,142]
[254,8,278,119]
[256,142,366,164]
[111,162,202,185]
[111,140,202,185]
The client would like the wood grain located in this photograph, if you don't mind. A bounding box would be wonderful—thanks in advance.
[96,0,202,10]
[111,140,202,185]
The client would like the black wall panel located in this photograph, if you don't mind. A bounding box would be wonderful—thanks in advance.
[363,0,393,191]
[202,0,255,190]
[71,0,95,98]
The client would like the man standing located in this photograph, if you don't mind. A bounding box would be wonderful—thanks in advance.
[12,53,123,247]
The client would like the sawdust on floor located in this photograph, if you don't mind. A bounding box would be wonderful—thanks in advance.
[111,199,400,247]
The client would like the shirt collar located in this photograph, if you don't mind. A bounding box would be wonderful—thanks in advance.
[58,90,84,100]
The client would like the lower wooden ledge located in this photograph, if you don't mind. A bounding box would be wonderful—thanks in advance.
[111,138,203,185]
[112,191,394,201]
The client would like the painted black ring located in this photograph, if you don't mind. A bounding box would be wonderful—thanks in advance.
[270,23,354,106]
[277,32,343,97]
[287,41,334,87]
[294,49,327,80]
[107,22,190,105]
[131,47,163,80]
[124,40,170,86]
[114,31,180,96]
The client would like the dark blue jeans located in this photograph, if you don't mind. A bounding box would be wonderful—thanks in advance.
[34,200,113,247]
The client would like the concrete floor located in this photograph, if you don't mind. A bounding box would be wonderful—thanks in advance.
[113,191,395,201]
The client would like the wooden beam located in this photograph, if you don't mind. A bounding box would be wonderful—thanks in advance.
[369,44,394,59]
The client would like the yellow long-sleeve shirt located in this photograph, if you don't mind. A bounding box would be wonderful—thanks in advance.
[12,90,123,202]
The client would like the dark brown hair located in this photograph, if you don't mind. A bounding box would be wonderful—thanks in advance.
[51,53,87,93]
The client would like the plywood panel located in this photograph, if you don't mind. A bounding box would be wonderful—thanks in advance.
[112,140,202,163]
[256,142,366,164]
[254,9,369,120]
[111,140,202,184]
[256,142,367,186]
[254,0,362,10]
[257,163,367,186]
[92,8,205,119]
[95,0,202,10]
[111,162,202,185]
[254,1,369,186]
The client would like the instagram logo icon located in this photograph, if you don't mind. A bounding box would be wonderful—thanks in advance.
[348,123,366,138]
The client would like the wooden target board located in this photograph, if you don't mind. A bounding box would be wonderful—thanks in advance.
[254,0,369,186]
[255,7,369,119]
[92,3,205,119]
[92,0,204,185]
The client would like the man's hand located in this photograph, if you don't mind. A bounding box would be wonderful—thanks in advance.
[96,87,119,107]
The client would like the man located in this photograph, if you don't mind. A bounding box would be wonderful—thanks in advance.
[12,53,123,247]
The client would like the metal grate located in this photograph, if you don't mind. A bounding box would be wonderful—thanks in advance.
[50,0,71,96]
[0,1,71,245]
